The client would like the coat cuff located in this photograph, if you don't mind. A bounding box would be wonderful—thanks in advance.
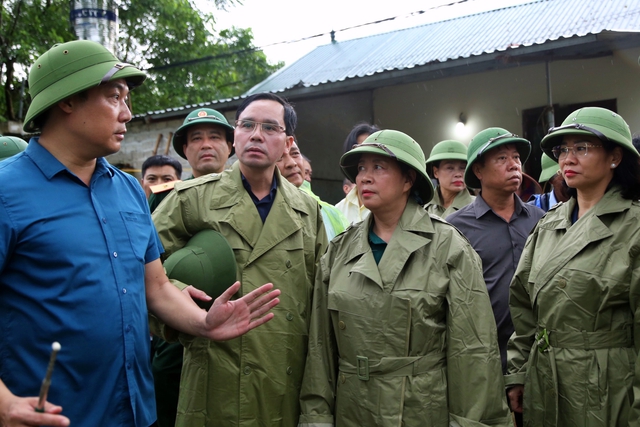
[504,372,525,388]
[298,413,334,427]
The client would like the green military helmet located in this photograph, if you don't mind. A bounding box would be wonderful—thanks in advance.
[172,108,235,159]
[340,129,434,203]
[24,40,146,133]
[0,136,28,161]
[540,107,638,161]
[465,127,531,189]
[425,139,468,175]
[163,229,237,309]
[538,153,559,183]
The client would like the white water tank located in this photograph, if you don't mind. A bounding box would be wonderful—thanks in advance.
[70,0,119,53]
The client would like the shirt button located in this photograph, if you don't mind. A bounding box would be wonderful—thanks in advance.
[286,313,294,321]
[113,251,118,258]
[340,374,346,384]
[125,325,131,332]
[122,288,127,294]
[286,366,293,375]
[243,366,252,375]
[285,260,292,268]
[558,279,566,289]
[102,218,107,224]
[126,363,131,370]
[338,321,346,330]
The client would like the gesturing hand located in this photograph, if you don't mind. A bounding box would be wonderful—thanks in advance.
[202,281,280,341]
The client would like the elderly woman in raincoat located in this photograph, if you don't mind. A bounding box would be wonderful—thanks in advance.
[424,139,475,218]
[298,130,511,427]
[505,107,640,426]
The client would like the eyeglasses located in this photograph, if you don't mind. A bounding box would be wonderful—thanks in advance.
[354,142,397,159]
[235,120,285,136]
[551,143,602,160]
[476,133,520,157]
[547,123,611,145]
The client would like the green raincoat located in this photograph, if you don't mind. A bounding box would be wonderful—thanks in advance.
[506,187,640,426]
[153,163,328,427]
[425,187,475,219]
[299,200,511,427]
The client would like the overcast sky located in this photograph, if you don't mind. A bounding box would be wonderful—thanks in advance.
[208,0,533,66]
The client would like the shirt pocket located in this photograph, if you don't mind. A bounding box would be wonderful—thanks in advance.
[120,211,152,263]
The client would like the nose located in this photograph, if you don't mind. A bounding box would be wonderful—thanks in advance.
[357,167,372,184]
[121,101,132,123]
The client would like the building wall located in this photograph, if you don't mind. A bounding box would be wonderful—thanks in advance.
[110,46,640,204]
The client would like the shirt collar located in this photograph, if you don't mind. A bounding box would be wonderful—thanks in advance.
[474,192,529,219]
[26,137,115,181]
[240,172,278,199]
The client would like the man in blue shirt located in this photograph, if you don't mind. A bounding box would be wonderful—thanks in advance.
[0,40,279,427]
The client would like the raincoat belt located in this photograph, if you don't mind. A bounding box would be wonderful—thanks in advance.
[536,327,633,352]
[338,353,445,381]
[529,327,633,426]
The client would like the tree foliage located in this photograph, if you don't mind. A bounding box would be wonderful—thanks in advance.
[0,0,282,122]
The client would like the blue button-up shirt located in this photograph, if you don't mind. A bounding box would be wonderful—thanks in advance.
[0,139,161,426]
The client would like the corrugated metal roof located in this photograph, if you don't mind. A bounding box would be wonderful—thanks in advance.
[246,0,640,95]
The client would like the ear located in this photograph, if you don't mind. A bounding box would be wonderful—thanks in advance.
[472,162,483,181]
[57,96,76,114]
[285,135,294,151]
[611,146,623,167]
[404,169,417,192]
[227,141,233,155]
[432,165,439,180]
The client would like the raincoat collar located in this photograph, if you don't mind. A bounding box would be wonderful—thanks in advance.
[345,199,434,289]
[210,163,311,265]
[533,186,628,301]
[431,187,474,210]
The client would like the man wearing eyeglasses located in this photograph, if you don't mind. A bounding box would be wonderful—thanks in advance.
[447,128,544,377]
[152,93,328,427]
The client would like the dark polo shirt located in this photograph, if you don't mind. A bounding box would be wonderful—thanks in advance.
[448,194,544,372]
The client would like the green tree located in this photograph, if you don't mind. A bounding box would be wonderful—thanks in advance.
[0,0,281,123]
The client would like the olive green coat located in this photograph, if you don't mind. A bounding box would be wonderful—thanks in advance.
[425,187,475,219]
[506,187,640,426]
[153,164,328,427]
[299,200,511,427]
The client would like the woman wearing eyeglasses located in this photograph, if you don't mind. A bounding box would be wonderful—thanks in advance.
[299,130,511,427]
[425,140,475,218]
[505,107,640,426]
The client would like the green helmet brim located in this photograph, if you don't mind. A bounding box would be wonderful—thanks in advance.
[340,130,434,203]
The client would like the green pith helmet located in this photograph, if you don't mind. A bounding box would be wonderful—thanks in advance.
[172,108,235,159]
[425,140,468,175]
[340,129,434,202]
[23,40,146,133]
[539,153,559,183]
[163,230,237,309]
[0,136,28,161]
[465,127,531,188]
[540,107,638,161]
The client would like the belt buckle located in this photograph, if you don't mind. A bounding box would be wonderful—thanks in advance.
[536,329,550,353]
[356,355,369,381]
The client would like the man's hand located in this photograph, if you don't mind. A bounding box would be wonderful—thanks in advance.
[0,392,70,427]
[200,282,280,341]
[507,385,524,414]
[182,285,212,304]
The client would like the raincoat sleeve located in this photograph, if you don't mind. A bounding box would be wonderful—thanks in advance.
[446,234,512,426]
[149,187,197,341]
[630,242,640,424]
[504,230,539,388]
[298,246,338,427]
